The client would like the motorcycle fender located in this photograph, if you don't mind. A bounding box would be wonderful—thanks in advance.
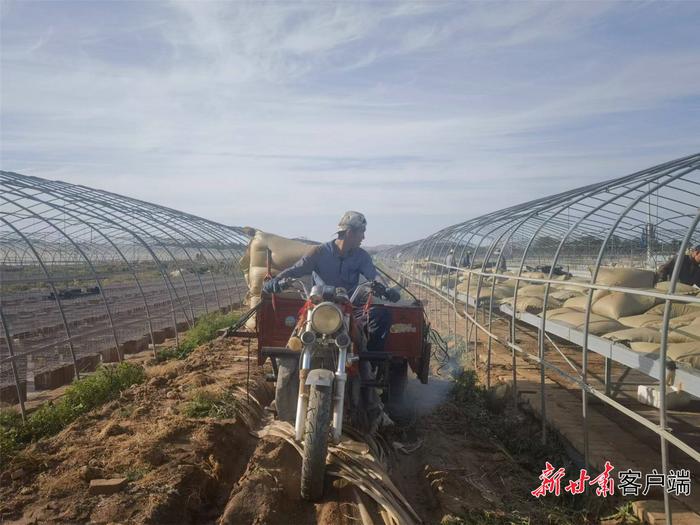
[305,369,334,388]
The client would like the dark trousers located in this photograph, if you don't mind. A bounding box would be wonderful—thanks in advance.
[354,304,392,352]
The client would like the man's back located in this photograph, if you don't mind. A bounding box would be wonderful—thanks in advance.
[275,240,377,294]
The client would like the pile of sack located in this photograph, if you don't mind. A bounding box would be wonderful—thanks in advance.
[239,230,317,329]
[456,270,584,313]
[455,266,700,371]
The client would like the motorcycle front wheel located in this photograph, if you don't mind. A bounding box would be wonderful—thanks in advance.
[300,383,332,501]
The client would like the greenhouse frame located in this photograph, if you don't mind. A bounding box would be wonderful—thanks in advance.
[0,171,251,416]
[379,153,700,522]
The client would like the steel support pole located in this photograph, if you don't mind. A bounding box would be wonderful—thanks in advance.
[0,307,27,418]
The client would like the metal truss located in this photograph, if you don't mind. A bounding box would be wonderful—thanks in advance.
[0,171,251,417]
[379,153,700,524]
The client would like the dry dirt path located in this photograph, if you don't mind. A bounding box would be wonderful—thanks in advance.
[1,338,420,525]
[1,331,618,524]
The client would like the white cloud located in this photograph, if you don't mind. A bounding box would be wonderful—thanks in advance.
[1,1,699,244]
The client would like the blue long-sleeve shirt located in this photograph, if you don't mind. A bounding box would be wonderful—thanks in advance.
[275,240,378,295]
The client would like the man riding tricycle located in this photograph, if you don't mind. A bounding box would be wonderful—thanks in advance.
[250,212,431,500]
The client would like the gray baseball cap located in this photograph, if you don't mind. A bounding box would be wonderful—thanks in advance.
[337,211,367,233]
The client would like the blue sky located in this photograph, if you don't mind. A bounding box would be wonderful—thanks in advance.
[1,1,699,244]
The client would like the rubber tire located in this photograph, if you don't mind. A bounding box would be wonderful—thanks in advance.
[387,360,408,406]
[300,384,332,501]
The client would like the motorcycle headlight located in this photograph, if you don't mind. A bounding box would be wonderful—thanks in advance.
[310,302,343,335]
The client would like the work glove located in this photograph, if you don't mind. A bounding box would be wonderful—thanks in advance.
[386,287,401,303]
[262,278,281,294]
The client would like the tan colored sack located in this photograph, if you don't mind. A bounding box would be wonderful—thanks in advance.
[245,295,262,330]
[618,314,663,328]
[591,292,659,319]
[548,311,610,326]
[643,312,700,330]
[546,311,624,335]
[667,342,700,369]
[491,285,515,301]
[518,284,547,298]
[648,302,700,318]
[654,281,698,295]
[563,291,610,311]
[244,230,316,271]
[594,267,655,288]
[242,230,319,329]
[587,319,629,336]
[629,342,660,354]
[543,307,577,319]
[499,279,518,290]
[672,313,700,327]
[247,266,271,295]
[604,328,661,343]
[521,271,547,280]
[549,290,582,302]
[603,328,692,344]
[467,284,513,302]
[671,324,700,342]
[628,342,700,370]
[560,277,590,292]
[503,296,562,315]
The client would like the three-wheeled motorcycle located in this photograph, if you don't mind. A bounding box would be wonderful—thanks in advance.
[235,277,431,501]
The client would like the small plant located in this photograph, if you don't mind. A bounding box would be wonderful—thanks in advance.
[0,409,25,459]
[0,362,145,463]
[600,502,641,524]
[156,311,239,362]
[447,368,619,523]
[155,347,181,362]
[123,465,151,482]
[182,390,238,419]
[450,369,571,472]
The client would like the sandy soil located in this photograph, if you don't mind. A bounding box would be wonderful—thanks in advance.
[0,333,608,525]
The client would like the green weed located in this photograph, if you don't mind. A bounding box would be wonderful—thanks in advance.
[0,362,145,463]
[156,311,239,362]
[451,369,571,472]
[448,369,618,524]
[441,511,531,525]
[600,502,641,524]
[123,465,151,482]
[182,390,238,419]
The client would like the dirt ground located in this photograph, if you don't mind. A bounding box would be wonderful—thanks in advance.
[0,332,616,525]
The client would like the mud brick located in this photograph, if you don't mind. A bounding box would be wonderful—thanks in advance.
[176,321,189,333]
[88,477,127,495]
[136,335,150,351]
[120,340,139,354]
[34,363,75,390]
[76,354,100,373]
[0,380,27,405]
[151,330,166,344]
[100,347,121,363]
[162,327,176,339]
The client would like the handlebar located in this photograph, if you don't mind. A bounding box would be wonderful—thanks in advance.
[265,277,399,304]
[277,277,310,298]
[349,280,400,303]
